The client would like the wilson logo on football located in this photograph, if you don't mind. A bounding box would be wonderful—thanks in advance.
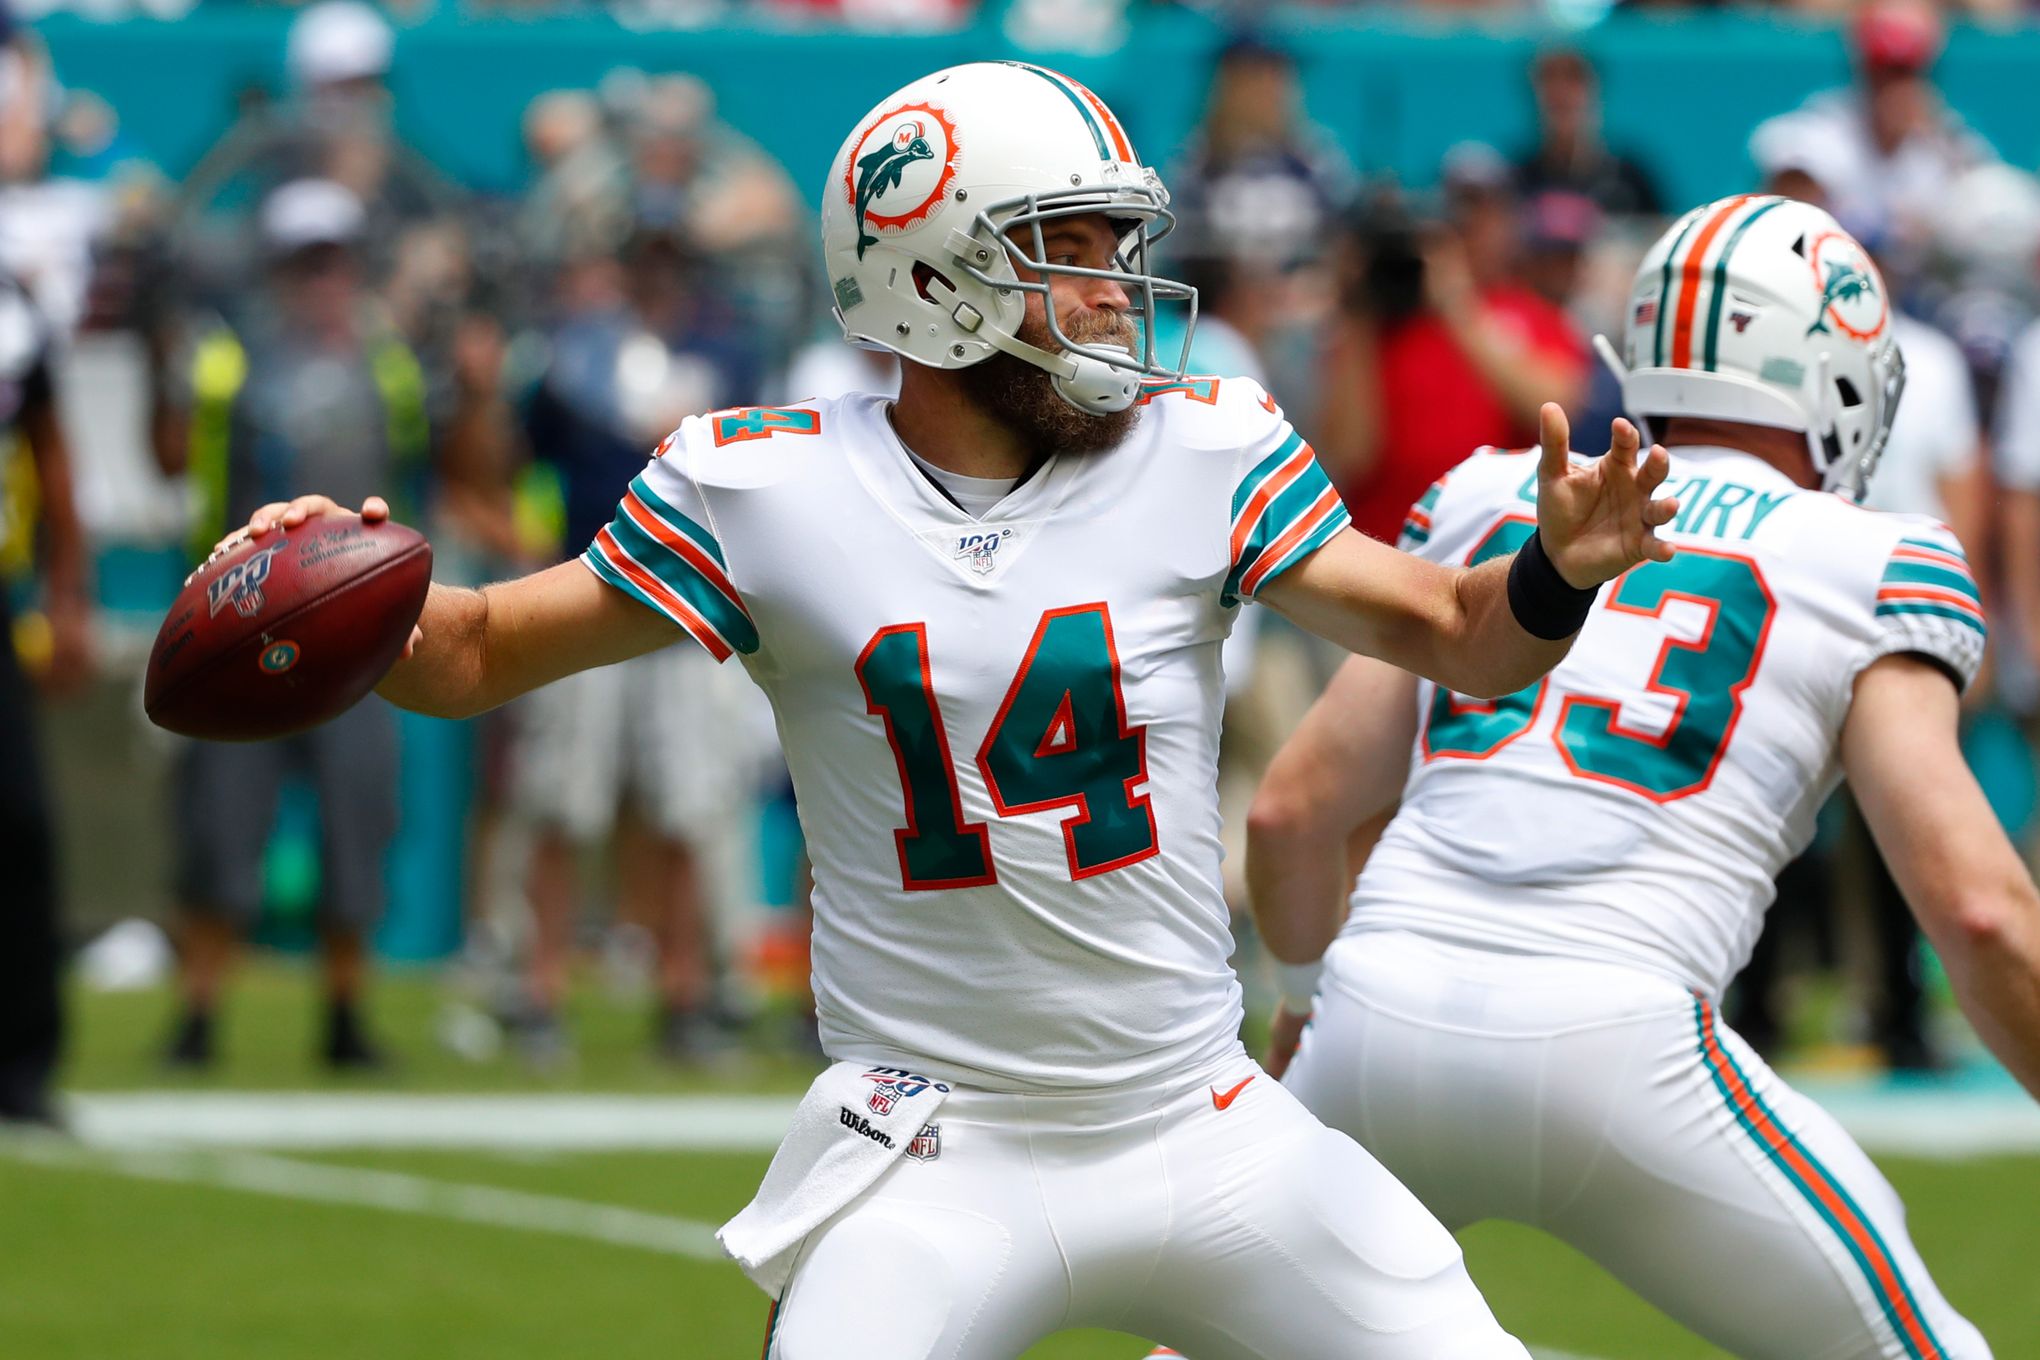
[844,101,961,259]
[208,544,281,620]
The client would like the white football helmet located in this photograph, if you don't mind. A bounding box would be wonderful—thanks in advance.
[1599,194,1905,501]
[819,61,1196,415]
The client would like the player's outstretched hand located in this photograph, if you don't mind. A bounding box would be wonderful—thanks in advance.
[192,495,418,660]
[1533,404,1680,588]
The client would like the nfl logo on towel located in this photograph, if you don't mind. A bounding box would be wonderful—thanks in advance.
[906,1124,941,1162]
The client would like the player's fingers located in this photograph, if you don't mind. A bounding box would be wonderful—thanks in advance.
[1606,417,1640,469]
[1636,442,1670,495]
[247,502,294,536]
[278,494,345,528]
[361,496,391,523]
[1643,532,1678,563]
[1645,495,1680,528]
[1537,402,1571,482]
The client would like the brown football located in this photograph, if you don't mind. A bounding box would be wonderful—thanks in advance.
[145,517,433,742]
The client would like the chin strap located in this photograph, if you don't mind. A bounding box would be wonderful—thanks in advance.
[977,322,1139,415]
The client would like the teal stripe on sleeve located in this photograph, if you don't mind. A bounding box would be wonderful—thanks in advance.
[1882,561,1981,602]
[1250,501,1350,597]
[1226,454,1341,603]
[1876,602,1987,635]
[1230,431,1307,521]
[631,474,727,567]
[1898,535,1966,560]
[607,512,760,653]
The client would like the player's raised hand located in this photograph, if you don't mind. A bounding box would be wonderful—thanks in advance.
[1533,404,1679,588]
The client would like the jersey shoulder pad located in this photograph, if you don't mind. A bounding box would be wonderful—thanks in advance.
[664,399,836,492]
[1400,445,1540,561]
[1862,514,1986,689]
[1135,374,1283,453]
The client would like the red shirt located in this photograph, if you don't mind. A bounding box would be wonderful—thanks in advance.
[1339,286,1586,544]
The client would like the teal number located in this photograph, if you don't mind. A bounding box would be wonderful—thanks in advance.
[976,604,1159,879]
[1424,517,1544,760]
[856,624,996,890]
[1556,550,1773,801]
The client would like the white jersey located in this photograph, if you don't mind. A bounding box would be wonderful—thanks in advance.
[581,380,1349,1090]
[1346,444,1986,997]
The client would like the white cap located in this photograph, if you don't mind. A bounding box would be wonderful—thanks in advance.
[286,1,394,89]
[261,178,365,253]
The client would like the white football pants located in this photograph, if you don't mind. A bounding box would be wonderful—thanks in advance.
[763,1046,1531,1360]
[1282,930,1991,1360]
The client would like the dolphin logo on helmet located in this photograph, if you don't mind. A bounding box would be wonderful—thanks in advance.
[854,121,937,259]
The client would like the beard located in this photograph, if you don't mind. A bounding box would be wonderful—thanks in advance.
[956,307,1143,460]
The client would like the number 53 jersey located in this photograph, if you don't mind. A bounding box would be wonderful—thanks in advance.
[581,383,1349,1091]
[1351,443,1986,998]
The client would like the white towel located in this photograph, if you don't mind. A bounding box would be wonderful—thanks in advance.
[719,1060,953,1294]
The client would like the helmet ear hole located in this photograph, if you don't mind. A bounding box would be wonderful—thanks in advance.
[1835,376,1863,408]
[912,262,956,303]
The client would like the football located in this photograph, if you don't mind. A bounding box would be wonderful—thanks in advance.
[144,516,433,742]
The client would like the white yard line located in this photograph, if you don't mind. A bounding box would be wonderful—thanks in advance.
[0,1134,728,1260]
[54,1087,2040,1157]
[63,1091,799,1151]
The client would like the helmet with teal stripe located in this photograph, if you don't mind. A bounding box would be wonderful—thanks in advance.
[820,62,1196,415]
[1599,195,1904,501]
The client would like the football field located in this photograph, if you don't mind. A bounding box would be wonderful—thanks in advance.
[9,962,2038,1360]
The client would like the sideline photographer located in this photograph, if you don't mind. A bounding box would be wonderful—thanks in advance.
[1316,146,1586,544]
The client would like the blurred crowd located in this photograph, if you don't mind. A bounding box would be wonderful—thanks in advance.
[5,0,2040,1119]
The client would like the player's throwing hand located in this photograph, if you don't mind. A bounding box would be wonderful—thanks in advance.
[1533,403,1680,588]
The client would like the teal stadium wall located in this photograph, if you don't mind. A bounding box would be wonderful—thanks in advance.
[34,9,2040,211]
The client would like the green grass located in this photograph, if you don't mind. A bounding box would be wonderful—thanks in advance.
[32,959,2040,1358]
[6,1144,2036,1359]
[66,957,823,1095]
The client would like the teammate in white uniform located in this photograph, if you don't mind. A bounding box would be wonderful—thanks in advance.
[1231,197,2040,1360]
[212,63,1682,1359]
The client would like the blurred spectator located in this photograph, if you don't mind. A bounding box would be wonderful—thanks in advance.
[1513,47,1662,220]
[1318,146,1587,544]
[513,89,630,282]
[612,72,807,374]
[0,267,93,1126]
[476,223,767,1065]
[1993,322,2040,689]
[1519,188,1603,314]
[1168,34,1355,270]
[171,1,464,324]
[1748,0,1994,260]
[150,180,429,1071]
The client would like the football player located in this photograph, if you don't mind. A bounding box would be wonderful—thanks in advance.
[217,64,1677,1358]
[1223,196,2039,1360]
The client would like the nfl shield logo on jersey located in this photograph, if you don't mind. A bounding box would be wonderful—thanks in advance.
[953,529,1010,576]
[906,1123,941,1162]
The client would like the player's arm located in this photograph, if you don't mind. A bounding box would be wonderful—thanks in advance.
[1246,654,1418,965]
[1262,404,1677,698]
[232,494,684,719]
[1843,653,2040,1100]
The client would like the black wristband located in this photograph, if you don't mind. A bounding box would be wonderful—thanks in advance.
[1507,531,1598,640]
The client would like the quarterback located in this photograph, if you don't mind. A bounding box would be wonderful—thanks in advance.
[1231,197,2040,1359]
[219,65,1676,1357]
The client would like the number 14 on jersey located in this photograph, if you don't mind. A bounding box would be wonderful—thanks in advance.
[855,603,1159,890]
